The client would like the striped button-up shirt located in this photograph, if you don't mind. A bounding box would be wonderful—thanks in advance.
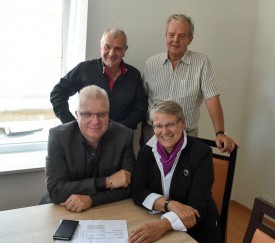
[143,50,219,131]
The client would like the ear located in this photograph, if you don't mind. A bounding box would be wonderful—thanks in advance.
[188,36,193,45]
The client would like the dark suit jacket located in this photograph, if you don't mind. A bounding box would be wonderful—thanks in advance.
[44,120,136,206]
[132,136,220,243]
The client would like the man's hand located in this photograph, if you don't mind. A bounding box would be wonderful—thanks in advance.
[60,194,92,212]
[128,219,171,243]
[168,201,200,229]
[215,134,240,153]
[107,170,131,189]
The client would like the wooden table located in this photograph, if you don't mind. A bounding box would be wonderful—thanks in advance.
[0,199,197,242]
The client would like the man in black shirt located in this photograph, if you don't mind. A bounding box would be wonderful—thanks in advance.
[50,28,147,130]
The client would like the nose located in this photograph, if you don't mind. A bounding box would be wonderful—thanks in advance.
[109,47,116,57]
[90,114,100,123]
[173,35,180,42]
[161,125,170,133]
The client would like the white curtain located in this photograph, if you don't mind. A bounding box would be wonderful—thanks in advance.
[65,0,88,73]
[64,0,88,113]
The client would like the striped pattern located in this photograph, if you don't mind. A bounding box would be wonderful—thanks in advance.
[143,50,220,130]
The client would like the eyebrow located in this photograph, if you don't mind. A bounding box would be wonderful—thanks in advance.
[104,43,124,50]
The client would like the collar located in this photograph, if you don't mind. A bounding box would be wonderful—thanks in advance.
[161,50,191,65]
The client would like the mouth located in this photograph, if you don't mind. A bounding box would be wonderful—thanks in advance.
[171,45,180,49]
[88,126,101,131]
[107,56,117,61]
[160,135,173,140]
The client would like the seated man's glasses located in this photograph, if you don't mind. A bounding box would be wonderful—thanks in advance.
[152,119,181,130]
[77,111,109,119]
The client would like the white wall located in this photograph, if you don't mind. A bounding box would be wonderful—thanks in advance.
[86,0,258,144]
[86,0,258,145]
[233,0,275,208]
[86,0,275,209]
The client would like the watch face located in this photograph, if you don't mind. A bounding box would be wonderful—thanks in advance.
[164,200,170,212]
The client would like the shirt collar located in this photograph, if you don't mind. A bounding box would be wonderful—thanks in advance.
[161,50,191,65]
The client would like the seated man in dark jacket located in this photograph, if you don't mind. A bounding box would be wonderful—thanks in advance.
[43,85,136,212]
[50,28,147,130]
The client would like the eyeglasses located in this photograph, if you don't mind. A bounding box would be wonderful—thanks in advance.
[152,119,181,130]
[77,111,109,119]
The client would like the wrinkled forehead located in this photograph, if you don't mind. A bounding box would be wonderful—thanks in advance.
[166,19,191,32]
[102,32,126,48]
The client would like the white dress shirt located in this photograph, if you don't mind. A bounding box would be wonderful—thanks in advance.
[142,131,188,231]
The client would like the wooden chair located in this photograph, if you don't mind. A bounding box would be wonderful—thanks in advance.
[196,137,238,243]
[243,197,275,243]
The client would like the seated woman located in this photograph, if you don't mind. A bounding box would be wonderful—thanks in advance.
[129,100,220,243]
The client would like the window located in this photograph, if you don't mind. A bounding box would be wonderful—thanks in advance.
[0,0,88,173]
[0,0,62,157]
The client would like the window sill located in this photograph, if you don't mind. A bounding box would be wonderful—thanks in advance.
[0,150,46,175]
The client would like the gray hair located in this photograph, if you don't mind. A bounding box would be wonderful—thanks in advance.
[166,14,194,38]
[149,100,185,123]
[100,28,128,49]
[77,85,109,110]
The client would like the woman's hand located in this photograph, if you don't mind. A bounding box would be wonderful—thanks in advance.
[128,219,172,243]
[168,200,200,229]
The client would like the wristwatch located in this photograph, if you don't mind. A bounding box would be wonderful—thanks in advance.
[164,199,170,212]
[215,131,225,136]
[106,176,114,190]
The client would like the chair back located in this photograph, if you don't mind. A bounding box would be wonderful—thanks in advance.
[212,157,229,214]
[243,197,275,243]
[196,137,238,243]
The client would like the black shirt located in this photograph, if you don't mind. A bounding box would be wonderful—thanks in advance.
[50,58,147,129]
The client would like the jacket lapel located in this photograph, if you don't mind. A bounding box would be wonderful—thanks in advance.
[169,151,190,194]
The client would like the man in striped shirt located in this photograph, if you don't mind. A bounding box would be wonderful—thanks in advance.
[142,13,237,153]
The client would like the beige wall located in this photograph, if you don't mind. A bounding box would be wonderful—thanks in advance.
[87,0,275,208]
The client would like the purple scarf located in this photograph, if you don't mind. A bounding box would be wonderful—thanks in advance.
[157,135,184,176]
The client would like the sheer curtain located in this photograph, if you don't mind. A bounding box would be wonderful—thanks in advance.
[64,0,88,74]
[64,0,88,112]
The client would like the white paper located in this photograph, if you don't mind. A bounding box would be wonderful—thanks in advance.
[55,220,128,243]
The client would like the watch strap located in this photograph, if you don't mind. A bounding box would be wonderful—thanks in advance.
[215,131,225,136]
[164,199,170,212]
[106,176,114,190]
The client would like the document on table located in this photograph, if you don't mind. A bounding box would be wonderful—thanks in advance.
[55,220,128,243]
